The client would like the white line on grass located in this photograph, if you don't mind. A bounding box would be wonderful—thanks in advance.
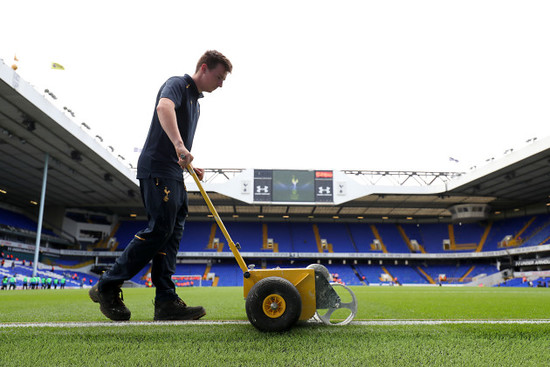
[2,319,550,328]
[353,319,550,326]
[0,320,247,328]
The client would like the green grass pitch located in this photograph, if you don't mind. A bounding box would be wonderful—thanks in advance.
[1,286,550,366]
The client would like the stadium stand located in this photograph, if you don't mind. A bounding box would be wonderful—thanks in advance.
[372,223,411,254]
[316,223,357,253]
[180,221,217,252]
[0,207,60,242]
[0,258,94,289]
[289,223,319,253]
[114,220,148,251]
[263,222,294,252]
[3,208,550,288]
[347,223,382,253]
[0,207,41,231]
[224,222,263,251]
[323,263,361,285]
[355,264,386,284]
[210,262,244,287]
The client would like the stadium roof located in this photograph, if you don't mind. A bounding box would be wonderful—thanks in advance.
[1,60,550,225]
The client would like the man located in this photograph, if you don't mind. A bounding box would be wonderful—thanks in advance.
[8,275,16,290]
[90,50,232,321]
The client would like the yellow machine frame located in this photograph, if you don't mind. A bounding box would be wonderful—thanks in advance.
[243,268,316,320]
[187,167,317,321]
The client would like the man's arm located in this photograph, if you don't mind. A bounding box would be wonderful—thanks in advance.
[156,97,194,168]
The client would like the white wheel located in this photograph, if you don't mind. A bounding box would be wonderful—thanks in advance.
[314,283,357,326]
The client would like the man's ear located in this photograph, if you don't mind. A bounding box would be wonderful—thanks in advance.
[200,63,208,73]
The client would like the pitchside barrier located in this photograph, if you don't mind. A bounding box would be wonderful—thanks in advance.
[172,275,203,287]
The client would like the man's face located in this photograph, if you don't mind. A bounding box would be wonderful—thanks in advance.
[202,63,228,93]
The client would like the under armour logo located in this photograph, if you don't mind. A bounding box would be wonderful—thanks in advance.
[256,185,269,193]
[318,186,331,194]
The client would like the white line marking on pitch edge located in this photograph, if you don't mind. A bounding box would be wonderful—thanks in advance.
[2,319,550,328]
[353,320,550,326]
[0,321,248,328]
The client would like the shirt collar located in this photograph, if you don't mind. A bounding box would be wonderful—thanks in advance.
[183,74,204,99]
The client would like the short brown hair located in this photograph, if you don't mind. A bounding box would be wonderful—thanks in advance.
[195,50,233,73]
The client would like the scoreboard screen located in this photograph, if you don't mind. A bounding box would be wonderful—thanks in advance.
[273,170,314,202]
[253,170,333,203]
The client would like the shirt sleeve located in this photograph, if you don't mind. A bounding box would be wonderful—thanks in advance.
[159,77,186,109]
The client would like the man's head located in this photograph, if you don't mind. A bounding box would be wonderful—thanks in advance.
[193,50,232,93]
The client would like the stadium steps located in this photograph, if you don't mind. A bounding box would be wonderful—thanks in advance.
[208,223,216,249]
[499,217,537,248]
[520,217,550,246]
[262,224,279,252]
[351,264,368,285]
[459,266,475,282]
[312,224,333,253]
[416,266,436,284]
[475,222,493,252]
[538,234,550,246]
[207,223,225,251]
[141,264,152,280]
[447,225,477,251]
[467,270,508,287]
[87,222,120,251]
[515,217,537,243]
[108,222,121,251]
[397,225,426,253]
[203,263,212,279]
[516,216,550,247]
[381,266,398,284]
[344,224,360,252]
[369,225,388,253]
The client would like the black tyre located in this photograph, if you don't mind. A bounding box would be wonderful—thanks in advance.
[245,277,302,332]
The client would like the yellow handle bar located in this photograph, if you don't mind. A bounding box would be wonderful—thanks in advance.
[185,166,249,274]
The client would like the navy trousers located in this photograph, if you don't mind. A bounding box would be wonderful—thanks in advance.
[99,177,188,301]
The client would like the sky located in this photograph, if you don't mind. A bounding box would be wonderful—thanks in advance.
[2,0,550,174]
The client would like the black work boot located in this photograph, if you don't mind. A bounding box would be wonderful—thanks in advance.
[154,298,206,321]
[89,283,131,321]
[89,283,100,303]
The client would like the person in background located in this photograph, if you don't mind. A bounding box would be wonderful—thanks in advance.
[8,275,16,290]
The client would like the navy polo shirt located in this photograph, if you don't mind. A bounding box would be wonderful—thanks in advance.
[137,74,203,180]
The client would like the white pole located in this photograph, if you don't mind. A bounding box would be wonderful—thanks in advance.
[32,153,49,277]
